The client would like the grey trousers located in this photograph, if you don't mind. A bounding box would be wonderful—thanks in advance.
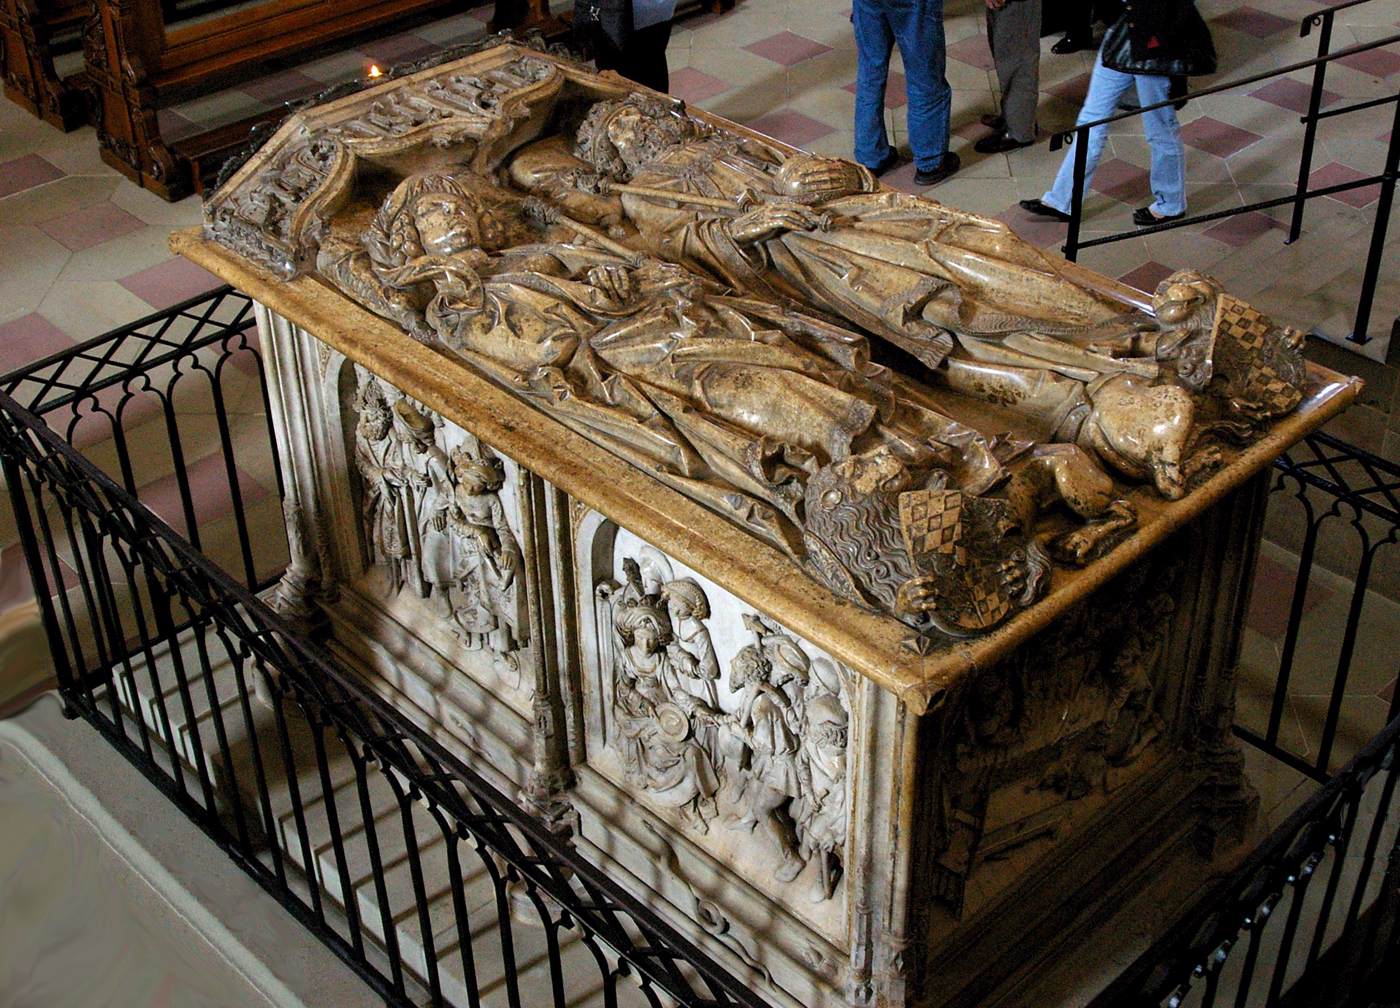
[987,0,1042,143]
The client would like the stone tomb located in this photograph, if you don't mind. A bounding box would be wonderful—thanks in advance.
[176,43,1360,1008]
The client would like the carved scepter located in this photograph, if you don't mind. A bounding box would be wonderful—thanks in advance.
[521,197,643,265]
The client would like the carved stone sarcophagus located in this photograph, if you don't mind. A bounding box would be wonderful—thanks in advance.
[176,43,1360,1008]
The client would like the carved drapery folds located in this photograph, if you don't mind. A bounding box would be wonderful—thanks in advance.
[351,369,528,674]
[596,551,851,904]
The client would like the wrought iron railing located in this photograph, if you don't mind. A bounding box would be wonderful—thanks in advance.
[0,286,764,1008]
[1,286,1396,1006]
[1051,5,1399,347]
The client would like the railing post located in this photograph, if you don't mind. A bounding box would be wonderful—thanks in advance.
[0,430,78,713]
[1288,11,1335,243]
[1064,125,1089,263]
[1349,90,1400,345]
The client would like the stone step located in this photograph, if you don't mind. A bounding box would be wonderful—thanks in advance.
[109,628,632,1007]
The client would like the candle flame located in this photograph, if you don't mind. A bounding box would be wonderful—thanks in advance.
[367,64,383,79]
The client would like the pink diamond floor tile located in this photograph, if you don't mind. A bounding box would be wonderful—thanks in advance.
[118,257,224,309]
[38,201,146,252]
[946,36,993,71]
[136,452,270,536]
[64,386,165,452]
[1249,77,1341,115]
[1337,47,1400,79]
[995,206,1066,250]
[1088,157,1147,202]
[669,67,732,103]
[1201,211,1285,247]
[0,154,64,199]
[1048,72,1091,105]
[1245,554,1334,639]
[1310,161,1381,208]
[745,108,836,147]
[0,313,75,373]
[743,31,832,67]
[1181,116,1262,158]
[0,542,78,611]
[364,33,440,67]
[157,108,201,143]
[1215,5,1294,39]
[843,73,907,109]
[240,69,325,106]
[1119,261,1175,295]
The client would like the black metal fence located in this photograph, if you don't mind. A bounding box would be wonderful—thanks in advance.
[0,287,763,1008]
[1053,0,1399,346]
[1,285,1397,1007]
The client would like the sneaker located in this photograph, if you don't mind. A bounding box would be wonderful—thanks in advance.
[914,152,960,186]
[973,132,1035,154]
[871,147,912,177]
[1132,206,1184,226]
[1018,198,1071,222]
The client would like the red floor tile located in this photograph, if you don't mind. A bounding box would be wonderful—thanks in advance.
[1201,210,1284,247]
[1380,677,1396,704]
[0,542,78,612]
[240,69,325,106]
[136,451,270,537]
[743,31,832,67]
[1215,5,1294,38]
[0,313,75,373]
[946,36,993,71]
[746,108,835,147]
[118,257,223,309]
[1048,72,1092,105]
[63,386,165,452]
[1245,554,1334,639]
[1089,156,1147,202]
[1337,47,1400,79]
[157,108,201,143]
[38,201,146,252]
[1180,116,1262,158]
[1309,161,1381,208]
[364,32,440,67]
[1249,77,1341,115]
[0,154,64,199]
[669,67,732,104]
[1119,261,1175,295]
[843,72,907,109]
[995,206,1067,250]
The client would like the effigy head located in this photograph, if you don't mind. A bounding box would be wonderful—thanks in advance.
[451,449,504,493]
[574,94,705,180]
[368,170,505,269]
[615,598,672,653]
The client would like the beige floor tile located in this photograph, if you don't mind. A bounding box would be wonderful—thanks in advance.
[0,176,123,227]
[35,281,157,342]
[57,226,187,284]
[0,225,72,321]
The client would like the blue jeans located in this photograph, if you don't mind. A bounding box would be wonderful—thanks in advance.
[1042,51,1186,217]
[852,0,951,173]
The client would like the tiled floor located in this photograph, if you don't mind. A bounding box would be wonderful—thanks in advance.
[0,0,1396,807]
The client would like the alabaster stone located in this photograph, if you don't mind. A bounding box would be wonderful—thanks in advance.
[179,42,1360,1008]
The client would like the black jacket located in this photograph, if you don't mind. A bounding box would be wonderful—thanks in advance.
[1102,0,1217,76]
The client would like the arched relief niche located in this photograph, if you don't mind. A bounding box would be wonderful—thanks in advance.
[339,362,534,703]
[574,510,855,940]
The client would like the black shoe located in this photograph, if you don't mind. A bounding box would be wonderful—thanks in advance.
[1133,206,1184,226]
[914,152,960,186]
[979,113,1006,130]
[973,132,1035,154]
[1019,198,1071,222]
[871,148,911,177]
[1051,33,1094,54]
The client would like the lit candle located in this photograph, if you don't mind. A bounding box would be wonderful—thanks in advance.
[367,64,383,79]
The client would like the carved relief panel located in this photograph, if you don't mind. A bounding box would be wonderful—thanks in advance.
[575,512,854,939]
[346,365,533,698]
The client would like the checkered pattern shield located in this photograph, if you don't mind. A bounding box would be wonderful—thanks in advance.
[899,489,966,566]
[1215,294,1305,416]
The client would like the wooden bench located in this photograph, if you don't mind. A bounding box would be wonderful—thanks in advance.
[1,0,90,130]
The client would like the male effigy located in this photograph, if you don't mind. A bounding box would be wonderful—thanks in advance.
[184,44,1358,1008]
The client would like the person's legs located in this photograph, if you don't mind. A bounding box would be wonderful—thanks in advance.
[628,19,673,92]
[989,0,1041,143]
[893,0,951,171]
[1133,73,1186,216]
[852,0,896,169]
[1041,50,1134,212]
